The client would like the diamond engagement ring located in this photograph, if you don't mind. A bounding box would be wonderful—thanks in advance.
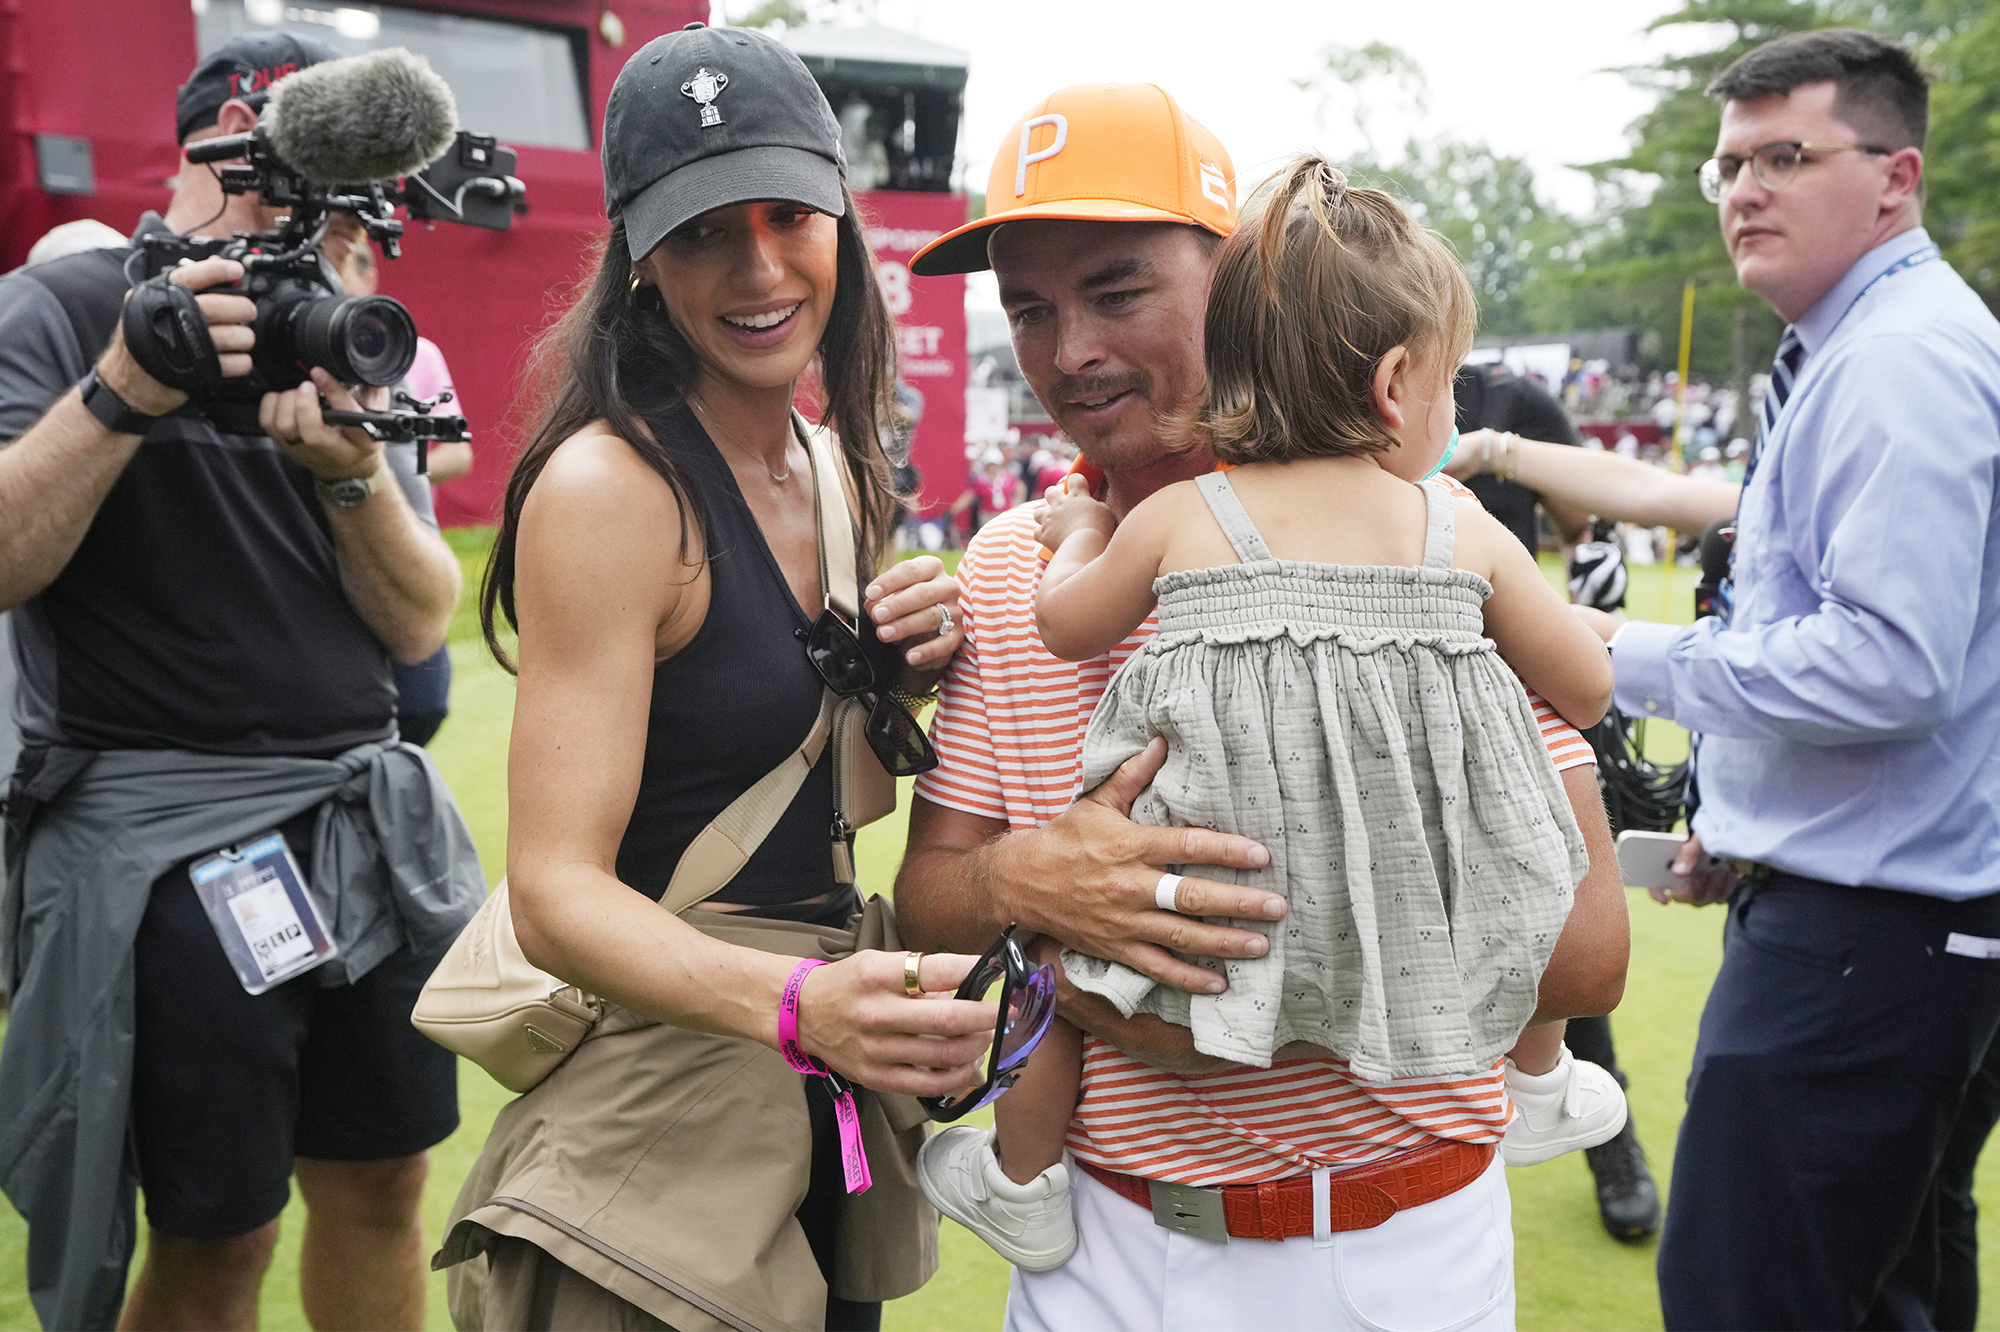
[935,604,956,637]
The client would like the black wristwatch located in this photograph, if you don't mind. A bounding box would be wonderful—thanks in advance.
[77,366,160,436]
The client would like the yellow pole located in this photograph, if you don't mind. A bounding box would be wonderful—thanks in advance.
[1666,280,1695,618]
[1671,281,1694,474]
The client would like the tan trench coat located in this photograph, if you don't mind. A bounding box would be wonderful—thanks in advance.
[434,897,939,1332]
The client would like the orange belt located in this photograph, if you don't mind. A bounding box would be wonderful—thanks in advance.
[1074,1137,1495,1243]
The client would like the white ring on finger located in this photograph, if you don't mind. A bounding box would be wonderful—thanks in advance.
[1155,873,1185,913]
[935,604,955,638]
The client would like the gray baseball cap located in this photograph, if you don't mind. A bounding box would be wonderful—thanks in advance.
[604,23,846,261]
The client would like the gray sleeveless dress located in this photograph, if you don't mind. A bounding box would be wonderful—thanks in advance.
[1062,474,1589,1082]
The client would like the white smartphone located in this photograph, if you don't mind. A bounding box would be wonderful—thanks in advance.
[1614,829,1709,891]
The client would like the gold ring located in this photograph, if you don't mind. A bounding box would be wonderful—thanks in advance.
[903,950,925,997]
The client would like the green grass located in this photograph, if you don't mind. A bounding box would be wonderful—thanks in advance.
[7,543,2000,1329]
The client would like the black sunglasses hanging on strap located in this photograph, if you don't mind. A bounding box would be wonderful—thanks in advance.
[797,414,939,781]
[795,413,937,884]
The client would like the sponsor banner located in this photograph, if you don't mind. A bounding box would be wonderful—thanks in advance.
[861,190,967,518]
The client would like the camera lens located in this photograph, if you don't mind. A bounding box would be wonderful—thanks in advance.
[289,295,417,387]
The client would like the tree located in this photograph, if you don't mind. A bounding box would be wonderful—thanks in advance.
[1298,43,1577,338]
[1520,0,1833,383]
[733,0,807,26]
[729,0,865,30]
[1297,42,1430,160]
[1524,0,2000,378]
[1342,140,1580,338]
[1924,3,2000,304]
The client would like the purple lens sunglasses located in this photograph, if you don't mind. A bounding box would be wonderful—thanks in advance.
[921,925,1057,1122]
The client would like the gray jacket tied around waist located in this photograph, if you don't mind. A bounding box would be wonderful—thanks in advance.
[0,739,485,1331]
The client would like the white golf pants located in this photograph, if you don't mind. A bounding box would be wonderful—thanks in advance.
[1005,1152,1515,1332]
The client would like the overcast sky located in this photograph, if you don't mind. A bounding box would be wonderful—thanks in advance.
[721,0,1726,307]
[873,0,1724,208]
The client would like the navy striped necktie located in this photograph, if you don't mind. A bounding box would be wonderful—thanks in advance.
[1719,325,1805,624]
[1747,325,1804,484]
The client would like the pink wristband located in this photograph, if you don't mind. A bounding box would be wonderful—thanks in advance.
[777,958,872,1194]
[779,959,828,1074]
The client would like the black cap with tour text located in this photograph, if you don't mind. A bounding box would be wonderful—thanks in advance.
[176,31,341,143]
[603,22,846,260]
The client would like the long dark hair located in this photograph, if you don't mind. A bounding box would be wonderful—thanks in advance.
[480,187,898,670]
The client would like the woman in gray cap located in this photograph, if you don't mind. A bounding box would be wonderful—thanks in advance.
[436,24,986,1332]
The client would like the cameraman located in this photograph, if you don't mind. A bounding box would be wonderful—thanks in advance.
[0,35,483,1332]
[1453,361,1592,554]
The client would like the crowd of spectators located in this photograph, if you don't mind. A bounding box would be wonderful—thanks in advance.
[907,432,1078,550]
[1470,363,1758,567]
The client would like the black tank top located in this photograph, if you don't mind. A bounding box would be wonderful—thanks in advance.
[614,407,837,906]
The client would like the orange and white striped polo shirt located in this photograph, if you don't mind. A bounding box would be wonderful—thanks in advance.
[914,484,1596,1187]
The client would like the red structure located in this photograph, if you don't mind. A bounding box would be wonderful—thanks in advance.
[1577,422,1663,449]
[2,0,702,526]
[855,190,967,518]
[0,4,967,525]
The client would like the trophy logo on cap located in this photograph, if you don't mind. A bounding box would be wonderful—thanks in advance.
[681,67,729,127]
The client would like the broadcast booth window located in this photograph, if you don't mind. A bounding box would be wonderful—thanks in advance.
[195,0,591,150]
[787,25,962,194]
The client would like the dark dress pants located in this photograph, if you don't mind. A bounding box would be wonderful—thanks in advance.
[1657,875,2000,1331]
[1877,1025,2000,1330]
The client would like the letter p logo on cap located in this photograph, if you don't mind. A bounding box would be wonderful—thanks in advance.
[1016,114,1069,196]
[911,82,1237,277]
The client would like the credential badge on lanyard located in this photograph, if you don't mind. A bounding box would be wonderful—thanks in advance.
[189,832,338,994]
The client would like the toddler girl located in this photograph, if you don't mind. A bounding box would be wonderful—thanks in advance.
[919,155,1618,1270]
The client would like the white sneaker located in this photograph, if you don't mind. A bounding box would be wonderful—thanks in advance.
[1502,1047,1629,1167]
[917,1125,1077,1271]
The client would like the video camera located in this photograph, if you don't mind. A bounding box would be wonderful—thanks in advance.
[120,48,526,468]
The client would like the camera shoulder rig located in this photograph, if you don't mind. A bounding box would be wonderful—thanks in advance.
[323,390,469,475]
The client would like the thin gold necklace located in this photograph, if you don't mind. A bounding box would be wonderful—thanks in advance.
[689,396,791,483]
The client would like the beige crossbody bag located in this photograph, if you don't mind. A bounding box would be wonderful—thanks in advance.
[412,416,896,1092]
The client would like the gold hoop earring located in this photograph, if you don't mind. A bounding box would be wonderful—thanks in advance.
[629,272,645,294]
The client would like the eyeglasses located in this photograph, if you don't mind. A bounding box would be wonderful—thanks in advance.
[921,925,1058,1122]
[803,607,938,777]
[1697,140,1893,204]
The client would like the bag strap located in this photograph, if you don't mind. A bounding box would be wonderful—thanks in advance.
[659,688,838,913]
[801,411,860,621]
[656,413,862,914]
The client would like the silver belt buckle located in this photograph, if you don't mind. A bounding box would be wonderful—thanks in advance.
[1148,1179,1229,1244]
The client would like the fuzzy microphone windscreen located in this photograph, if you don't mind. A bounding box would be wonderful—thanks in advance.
[264,47,458,183]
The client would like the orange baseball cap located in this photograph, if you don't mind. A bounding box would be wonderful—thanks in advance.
[909,83,1236,277]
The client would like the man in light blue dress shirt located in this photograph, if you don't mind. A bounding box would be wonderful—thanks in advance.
[1593,29,2000,1331]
